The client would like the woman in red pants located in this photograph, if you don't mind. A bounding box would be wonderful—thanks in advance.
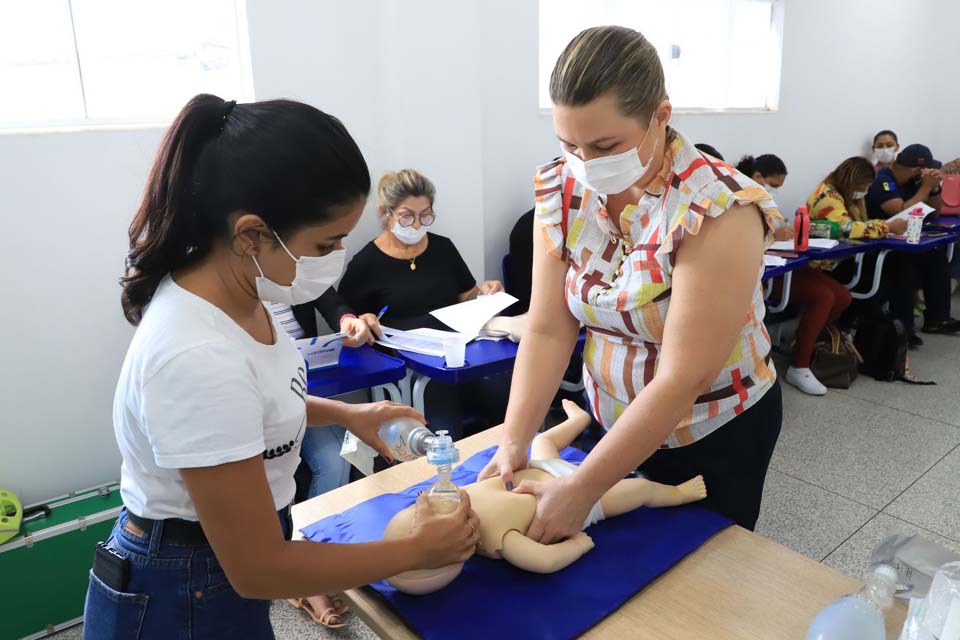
[786,157,907,395]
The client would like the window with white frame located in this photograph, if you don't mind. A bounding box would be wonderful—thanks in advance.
[538,0,783,112]
[0,0,252,130]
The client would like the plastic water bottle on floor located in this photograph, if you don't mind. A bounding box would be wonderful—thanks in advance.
[806,564,898,640]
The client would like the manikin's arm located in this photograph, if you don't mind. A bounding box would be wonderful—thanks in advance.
[499,530,594,574]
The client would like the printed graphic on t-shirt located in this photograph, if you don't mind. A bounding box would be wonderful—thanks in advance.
[264,366,307,460]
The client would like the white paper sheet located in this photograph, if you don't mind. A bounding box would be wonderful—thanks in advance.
[769,240,794,251]
[429,292,519,337]
[889,202,936,223]
[376,326,451,357]
[808,238,839,249]
[294,333,345,370]
[764,255,787,267]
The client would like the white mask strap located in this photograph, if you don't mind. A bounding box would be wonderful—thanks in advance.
[273,230,298,262]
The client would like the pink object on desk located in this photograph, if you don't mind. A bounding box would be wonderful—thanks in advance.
[794,205,810,251]
[942,174,960,214]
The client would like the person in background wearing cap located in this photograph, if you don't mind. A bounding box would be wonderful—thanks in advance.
[865,144,960,341]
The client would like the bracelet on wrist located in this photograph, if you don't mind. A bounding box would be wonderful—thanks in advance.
[340,313,358,325]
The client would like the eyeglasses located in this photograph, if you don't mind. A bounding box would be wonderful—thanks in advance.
[392,208,436,228]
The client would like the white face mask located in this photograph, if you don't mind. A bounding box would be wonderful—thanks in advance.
[765,185,778,194]
[391,221,428,245]
[253,231,345,305]
[851,190,868,200]
[562,115,660,195]
[874,147,896,164]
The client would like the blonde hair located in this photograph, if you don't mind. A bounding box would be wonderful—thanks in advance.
[377,169,436,228]
[824,157,876,223]
[550,25,673,141]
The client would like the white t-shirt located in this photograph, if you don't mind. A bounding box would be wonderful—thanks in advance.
[114,276,308,520]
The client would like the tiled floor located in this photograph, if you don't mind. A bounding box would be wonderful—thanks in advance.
[51,301,960,640]
[757,329,960,583]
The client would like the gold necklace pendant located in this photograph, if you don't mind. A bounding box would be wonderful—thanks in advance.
[409,258,417,271]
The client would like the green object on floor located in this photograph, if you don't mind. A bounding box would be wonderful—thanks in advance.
[0,488,23,544]
[0,482,122,639]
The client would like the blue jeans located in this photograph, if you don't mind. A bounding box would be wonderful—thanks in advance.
[299,425,351,499]
[82,509,290,639]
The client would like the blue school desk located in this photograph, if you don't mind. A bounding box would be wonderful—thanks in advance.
[396,331,588,415]
[307,345,407,403]
[762,255,809,312]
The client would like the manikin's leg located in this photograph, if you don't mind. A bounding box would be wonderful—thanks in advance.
[530,400,592,460]
[599,475,707,517]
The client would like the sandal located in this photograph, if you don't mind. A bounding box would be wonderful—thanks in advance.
[287,597,349,629]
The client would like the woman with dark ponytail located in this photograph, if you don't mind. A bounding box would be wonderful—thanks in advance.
[735,154,787,189]
[86,94,479,638]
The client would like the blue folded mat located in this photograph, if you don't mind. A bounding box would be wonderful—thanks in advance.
[301,445,731,640]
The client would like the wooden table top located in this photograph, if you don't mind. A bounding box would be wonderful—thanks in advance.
[293,426,906,639]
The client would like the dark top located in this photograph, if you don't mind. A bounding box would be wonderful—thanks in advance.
[506,209,535,315]
[321,233,477,331]
[865,167,904,219]
[292,288,352,338]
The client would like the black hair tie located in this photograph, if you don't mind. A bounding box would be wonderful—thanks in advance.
[219,100,237,132]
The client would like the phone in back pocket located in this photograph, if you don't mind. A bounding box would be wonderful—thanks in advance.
[93,541,130,592]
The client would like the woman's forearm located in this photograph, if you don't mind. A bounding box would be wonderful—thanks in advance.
[236,538,421,599]
[305,396,350,427]
[574,375,700,502]
[502,322,579,446]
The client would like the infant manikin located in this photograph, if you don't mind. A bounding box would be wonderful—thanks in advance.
[383,400,708,595]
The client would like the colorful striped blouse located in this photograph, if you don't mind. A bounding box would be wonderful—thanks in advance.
[533,131,781,447]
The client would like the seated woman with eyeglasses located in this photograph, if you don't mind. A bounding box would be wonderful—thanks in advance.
[337,169,503,330]
[324,169,509,439]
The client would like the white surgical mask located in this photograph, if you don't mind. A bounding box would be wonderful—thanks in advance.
[253,231,345,305]
[765,185,779,194]
[874,147,896,164]
[851,190,868,200]
[562,115,660,195]
[391,221,428,245]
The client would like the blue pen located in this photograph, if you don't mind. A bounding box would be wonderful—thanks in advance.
[376,305,389,321]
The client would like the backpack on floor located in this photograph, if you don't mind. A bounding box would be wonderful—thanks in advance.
[853,316,935,384]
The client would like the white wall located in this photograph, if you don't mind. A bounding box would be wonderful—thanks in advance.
[3,0,959,503]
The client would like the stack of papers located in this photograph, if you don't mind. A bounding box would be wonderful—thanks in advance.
[430,292,518,337]
[377,327,451,357]
[889,202,936,223]
[769,238,840,251]
[375,292,520,356]
[764,255,787,267]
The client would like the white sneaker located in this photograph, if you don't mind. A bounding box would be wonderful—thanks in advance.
[785,367,827,396]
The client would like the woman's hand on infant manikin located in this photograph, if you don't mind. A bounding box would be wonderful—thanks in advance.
[408,491,481,569]
[514,475,596,545]
[477,438,528,487]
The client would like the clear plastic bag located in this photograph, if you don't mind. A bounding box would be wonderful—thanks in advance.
[898,562,960,640]
[871,534,960,599]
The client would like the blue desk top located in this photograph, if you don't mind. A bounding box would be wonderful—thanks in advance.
[762,255,809,280]
[879,232,960,254]
[396,331,588,385]
[928,214,960,229]
[801,240,879,261]
[306,345,406,398]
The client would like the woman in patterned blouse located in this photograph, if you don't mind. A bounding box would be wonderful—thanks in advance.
[479,26,784,538]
